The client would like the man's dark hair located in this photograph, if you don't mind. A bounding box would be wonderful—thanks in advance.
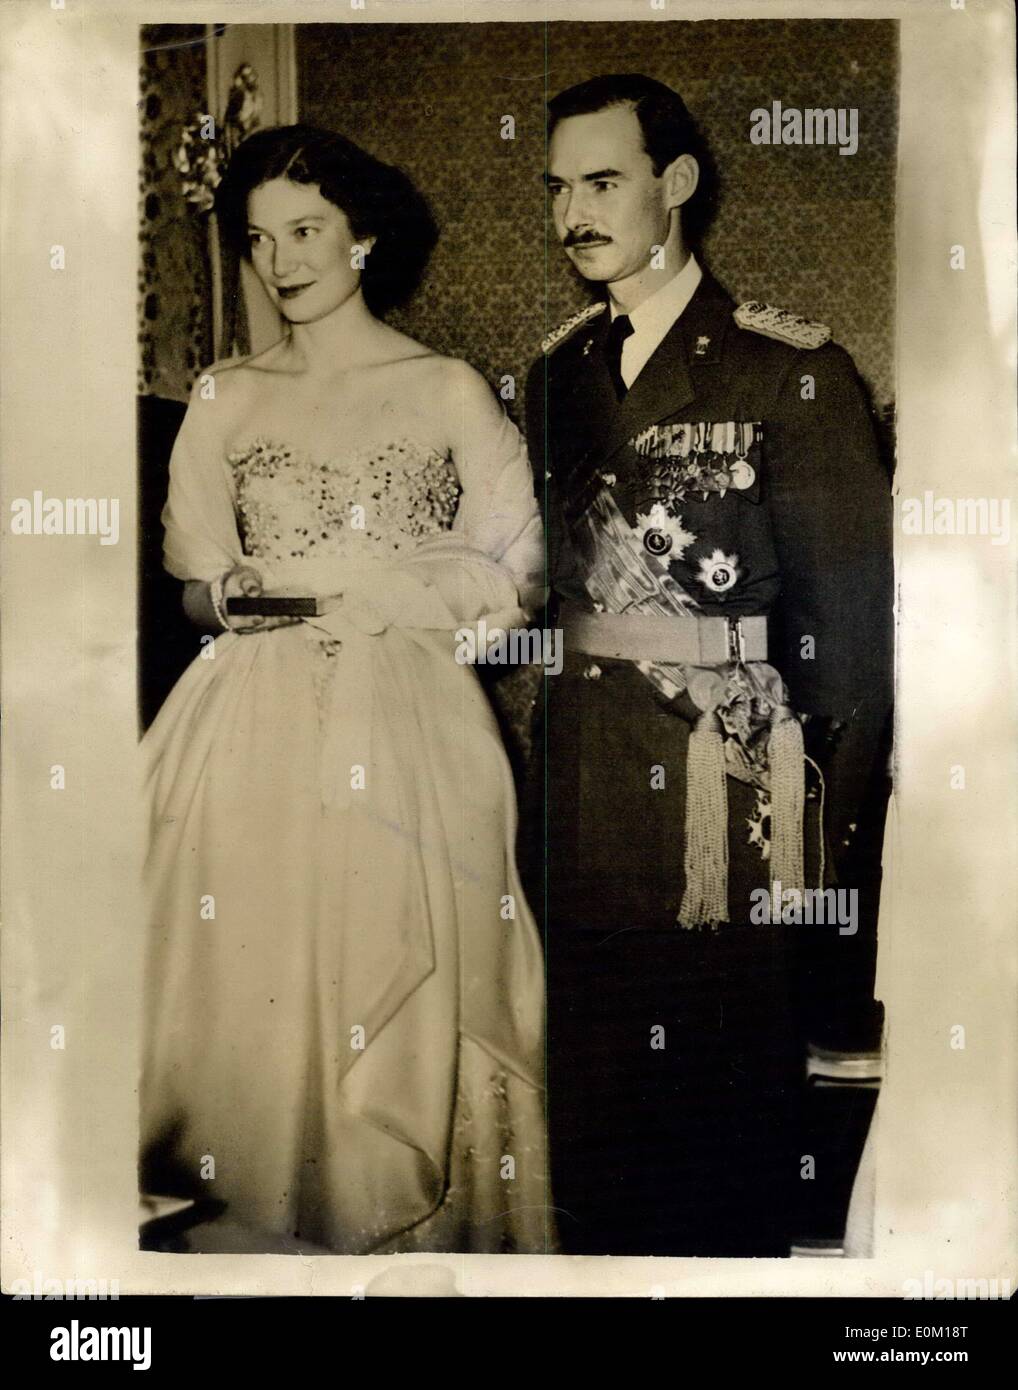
[216,124,439,316]
[547,74,718,246]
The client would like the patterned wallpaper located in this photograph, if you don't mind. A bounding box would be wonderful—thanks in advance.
[297,18,898,413]
[138,24,213,401]
[139,19,898,410]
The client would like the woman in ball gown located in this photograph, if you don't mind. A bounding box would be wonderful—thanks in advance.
[140,125,550,1255]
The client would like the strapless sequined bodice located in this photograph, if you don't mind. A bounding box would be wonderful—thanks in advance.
[227,436,461,568]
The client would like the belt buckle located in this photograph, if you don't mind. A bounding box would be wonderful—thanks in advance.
[726,617,745,664]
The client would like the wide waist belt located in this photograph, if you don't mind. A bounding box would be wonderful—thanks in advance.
[560,603,767,666]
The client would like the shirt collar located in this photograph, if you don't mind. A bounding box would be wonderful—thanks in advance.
[610,252,703,342]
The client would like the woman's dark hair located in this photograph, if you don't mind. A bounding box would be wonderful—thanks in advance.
[216,124,439,315]
[547,74,719,247]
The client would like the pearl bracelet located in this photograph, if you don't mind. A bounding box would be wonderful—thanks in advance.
[209,573,230,632]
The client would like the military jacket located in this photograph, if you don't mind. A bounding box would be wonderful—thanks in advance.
[523,269,893,1048]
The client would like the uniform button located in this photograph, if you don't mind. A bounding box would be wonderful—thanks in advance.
[583,663,602,680]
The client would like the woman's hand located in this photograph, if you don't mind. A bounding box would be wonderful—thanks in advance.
[220,565,302,633]
[182,567,302,634]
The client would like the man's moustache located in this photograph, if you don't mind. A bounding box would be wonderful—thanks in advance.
[564,234,611,249]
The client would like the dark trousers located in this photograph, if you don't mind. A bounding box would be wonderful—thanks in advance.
[546,924,801,1257]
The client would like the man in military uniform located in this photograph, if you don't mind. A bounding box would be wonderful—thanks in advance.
[523,75,893,1256]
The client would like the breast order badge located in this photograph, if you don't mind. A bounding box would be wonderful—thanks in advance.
[697,549,740,594]
[634,502,697,562]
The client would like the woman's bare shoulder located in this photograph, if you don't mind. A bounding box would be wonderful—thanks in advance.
[195,341,292,395]
[397,348,495,402]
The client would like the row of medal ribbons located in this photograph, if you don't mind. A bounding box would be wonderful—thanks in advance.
[632,419,760,460]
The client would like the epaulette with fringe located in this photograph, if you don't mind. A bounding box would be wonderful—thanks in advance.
[541,302,606,355]
[734,301,831,350]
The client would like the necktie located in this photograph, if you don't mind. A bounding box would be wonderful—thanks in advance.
[603,313,634,400]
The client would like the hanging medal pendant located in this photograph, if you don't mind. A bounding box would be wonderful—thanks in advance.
[730,422,757,491]
[730,457,756,490]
